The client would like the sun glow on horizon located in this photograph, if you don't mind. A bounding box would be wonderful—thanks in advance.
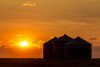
[20,42,28,47]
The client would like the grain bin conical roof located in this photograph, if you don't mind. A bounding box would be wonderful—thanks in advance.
[55,34,73,42]
[66,37,92,48]
[44,37,57,44]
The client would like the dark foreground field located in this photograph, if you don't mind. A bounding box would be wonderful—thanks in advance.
[0,58,100,67]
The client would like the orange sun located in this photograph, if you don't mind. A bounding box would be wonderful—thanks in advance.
[20,42,28,47]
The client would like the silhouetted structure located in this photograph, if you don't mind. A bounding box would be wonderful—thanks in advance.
[43,35,92,60]
[54,34,73,60]
[43,37,57,59]
[65,37,92,60]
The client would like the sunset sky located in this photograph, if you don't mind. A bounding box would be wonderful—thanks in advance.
[0,0,100,58]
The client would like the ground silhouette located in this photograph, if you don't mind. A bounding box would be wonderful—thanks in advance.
[0,58,100,67]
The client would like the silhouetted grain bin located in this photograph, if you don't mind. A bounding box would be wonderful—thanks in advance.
[54,34,73,60]
[43,37,57,59]
[65,37,92,60]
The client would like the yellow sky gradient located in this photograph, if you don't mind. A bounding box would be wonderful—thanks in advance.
[0,0,100,47]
